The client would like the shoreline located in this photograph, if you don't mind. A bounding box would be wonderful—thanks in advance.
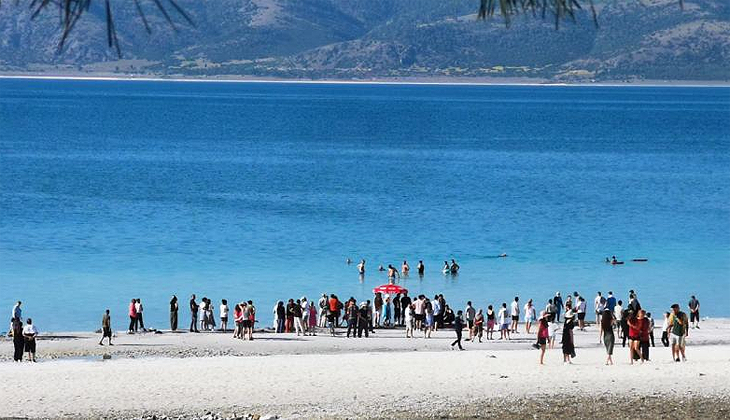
[2,73,729,88]
[1,321,727,418]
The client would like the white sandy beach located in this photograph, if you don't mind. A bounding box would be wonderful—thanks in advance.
[1,320,728,419]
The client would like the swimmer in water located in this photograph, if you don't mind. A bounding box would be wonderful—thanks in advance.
[402,260,410,276]
[450,259,460,274]
[346,258,352,265]
[357,259,366,274]
[378,265,385,272]
[499,253,507,258]
[442,261,450,273]
[417,260,425,276]
[387,264,400,282]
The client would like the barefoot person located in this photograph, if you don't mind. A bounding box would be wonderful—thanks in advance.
[23,318,38,362]
[536,311,549,364]
[688,295,700,329]
[170,295,179,332]
[510,296,520,334]
[450,310,465,350]
[668,303,689,362]
[562,310,576,364]
[524,299,536,334]
[600,308,614,365]
[99,309,113,346]
[498,303,510,340]
[11,317,24,362]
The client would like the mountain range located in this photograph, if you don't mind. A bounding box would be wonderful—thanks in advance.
[0,0,728,82]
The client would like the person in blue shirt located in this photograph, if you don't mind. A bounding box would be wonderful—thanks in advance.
[606,291,617,312]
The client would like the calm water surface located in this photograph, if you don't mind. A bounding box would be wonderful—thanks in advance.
[1,79,729,331]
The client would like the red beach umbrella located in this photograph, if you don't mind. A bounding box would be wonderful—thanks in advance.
[373,284,408,295]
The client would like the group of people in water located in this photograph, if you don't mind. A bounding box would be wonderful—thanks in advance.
[351,258,461,280]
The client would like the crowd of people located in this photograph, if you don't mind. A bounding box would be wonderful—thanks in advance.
[7,291,699,365]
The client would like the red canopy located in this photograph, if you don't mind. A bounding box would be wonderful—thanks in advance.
[373,284,408,295]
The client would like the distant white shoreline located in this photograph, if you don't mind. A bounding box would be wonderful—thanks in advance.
[1,74,728,88]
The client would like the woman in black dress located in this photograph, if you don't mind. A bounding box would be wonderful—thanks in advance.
[562,309,576,364]
[11,317,24,362]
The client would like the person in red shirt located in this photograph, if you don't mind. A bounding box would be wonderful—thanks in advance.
[327,294,341,336]
[127,299,137,333]
[638,309,651,362]
[626,310,641,364]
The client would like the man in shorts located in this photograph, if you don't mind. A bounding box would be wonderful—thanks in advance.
[667,303,688,362]
[510,297,520,334]
[99,309,113,346]
[465,301,476,340]
[688,295,700,329]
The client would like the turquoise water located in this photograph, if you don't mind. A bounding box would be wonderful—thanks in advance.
[1,79,729,331]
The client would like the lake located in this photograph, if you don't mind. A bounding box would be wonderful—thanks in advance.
[1,78,728,331]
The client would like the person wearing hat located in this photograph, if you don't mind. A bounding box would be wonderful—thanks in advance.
[536,310,550,364]
[562,306,576,364]
[357,301,370,338]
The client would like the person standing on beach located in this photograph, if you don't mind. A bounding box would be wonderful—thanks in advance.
[12,301,22,322]
[450,310,465,350]
[274,301,285,333]
[136,299,146,332]
[606,291,617,313]
[393,293,401,326]
[510,297,520,334]
[647,312,655,347]
[600,308,615,365]
[308,301,317,335]
[432,295,442,331]
[627,310,641,364]
[189,294,199,333]
[405,303,415,338]
[219,299,229,332]
[301,297,311,335]
[413,295,425,331]
[424,299,433,338]
[247,300,256,340]
[400,293,411,326]
[170,296,179,332]
[524,299,536,334]
[594,292,604,326]
[688,295,700,329]
[357,302,370,338]
[99,309,113,346]
[536,311,549,364]
[292,299,304,336]
[498,303,510,340]
[318,294,328,328]
[472,309,484,343]
[486,305,496,340]
[128,299,137,333]
[233,304,243,338]
[576,297,587,331]
[553,293,563,322]
[667,303,689,362]
[465,301,476,340]
[11,317,24,362]
[661,312,670,347]
[327,294,340,336]
[561,310,576,364]
[373,293,383,327]
[614,300,624,338]
[346,299,358,338]
[639,310,651,361]
[23,318,38,362]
